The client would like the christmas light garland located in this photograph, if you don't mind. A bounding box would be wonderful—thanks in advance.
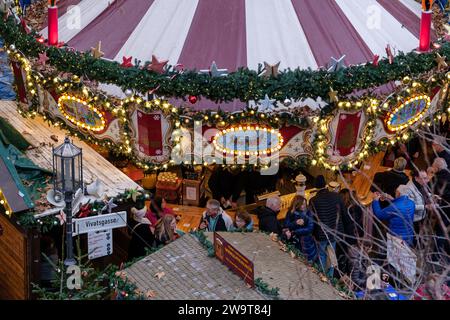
[1,15,450,172]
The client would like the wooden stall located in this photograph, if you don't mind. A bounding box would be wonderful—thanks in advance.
[0,139,39,300]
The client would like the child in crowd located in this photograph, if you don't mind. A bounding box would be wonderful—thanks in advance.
[233,210,254,232]
[283,195,317,263]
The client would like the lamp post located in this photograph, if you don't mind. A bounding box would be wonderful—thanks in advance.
[52,137,83,266]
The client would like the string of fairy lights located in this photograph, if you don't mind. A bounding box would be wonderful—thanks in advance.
[0,189,12,216]
[1,12,449,172]
[5,44,450,172]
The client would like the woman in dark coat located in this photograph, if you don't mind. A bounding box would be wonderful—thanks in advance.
[128,207,155,261]
[340,189,364,246]
[284,195,317,263]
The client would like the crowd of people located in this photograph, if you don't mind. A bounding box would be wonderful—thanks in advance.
[125,136,449,299]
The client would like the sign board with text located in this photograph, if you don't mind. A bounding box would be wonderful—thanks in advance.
[73,211,126,236]
[387,233,417,283]
[214,232,254,287]
[88,229,113,260]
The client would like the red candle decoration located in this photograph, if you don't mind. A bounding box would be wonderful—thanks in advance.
[48,4,59,46]
[419,0,433,52]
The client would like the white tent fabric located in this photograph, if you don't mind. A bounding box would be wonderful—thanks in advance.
[336,0,418,57]
[245,0,317,70]
[113,0,199,66]
[38,0,427,72]
[41,0,112,43]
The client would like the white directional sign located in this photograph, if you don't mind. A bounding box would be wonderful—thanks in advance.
[73,211,127,236]
[88,229,113,260]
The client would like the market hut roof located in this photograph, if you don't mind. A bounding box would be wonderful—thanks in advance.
[0,139,34,214]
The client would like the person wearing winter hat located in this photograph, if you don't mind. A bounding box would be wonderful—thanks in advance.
[310,175,345,278]
[128,206,155,261]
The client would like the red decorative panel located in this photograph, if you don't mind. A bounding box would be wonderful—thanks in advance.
[137,111,163,157]
[334,111,362,157]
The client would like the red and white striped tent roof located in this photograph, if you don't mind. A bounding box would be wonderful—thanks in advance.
[40,0,430,108]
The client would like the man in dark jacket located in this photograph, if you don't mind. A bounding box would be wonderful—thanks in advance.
[431,158,450,256]
[432,137,450,167]
[372,157,409,198]
[309,175,344,278]
[255,195,282,235]
[208,166,241,208]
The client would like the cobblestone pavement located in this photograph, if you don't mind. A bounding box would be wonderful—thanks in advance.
[208,232,344,300]
[124,234,266,300]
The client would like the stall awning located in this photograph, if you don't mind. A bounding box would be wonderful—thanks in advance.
[0,139,34,214]
[0,101,141,198]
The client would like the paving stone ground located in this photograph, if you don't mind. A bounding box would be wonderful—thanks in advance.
[207,232,344,300]
[124,234,266,300]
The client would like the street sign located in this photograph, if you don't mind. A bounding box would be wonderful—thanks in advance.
[88,229,113,260]
[73,211,126,236]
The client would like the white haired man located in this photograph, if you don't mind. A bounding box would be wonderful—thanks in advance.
[432,136,450,167]
[198,199,233,232]
[372,157,409,199]
[372,185,415,246]
[255,195,282,235]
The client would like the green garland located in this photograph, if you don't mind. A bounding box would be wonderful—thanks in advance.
[254,278,280,299]
[191,230,215,257]
[1,16,450,103]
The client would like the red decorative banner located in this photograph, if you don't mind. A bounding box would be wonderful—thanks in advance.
[11,61,28,104]
[334,111,362,157]
[137,111,163,156]
[214,232,255,287]
[280,126,302,147]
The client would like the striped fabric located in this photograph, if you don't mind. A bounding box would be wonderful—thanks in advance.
[41,0,427,71]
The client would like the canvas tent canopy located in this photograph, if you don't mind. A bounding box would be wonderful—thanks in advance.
[38,0,431,109]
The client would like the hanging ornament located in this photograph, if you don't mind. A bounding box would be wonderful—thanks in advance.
[402,76,412,85]
[147,55,168,74]
[435,53,448,71]
[121,56,133,68]
[328,87,339,103]
[261,61,280,78]
[188,95,198,104]
[124,89,133,96]
[91,41,104,59]
[327,55,346,72]
[9,44,15,51]
[283,98,292,107]
[20,18,31,34]
[37,52,49,66]
[199,61,228,77]
[372,54,380,67]
[385,45,394,64]
[258,94,276,112]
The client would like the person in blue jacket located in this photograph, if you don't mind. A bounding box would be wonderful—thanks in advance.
[372,185,415,246]
[284,195,317,262]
